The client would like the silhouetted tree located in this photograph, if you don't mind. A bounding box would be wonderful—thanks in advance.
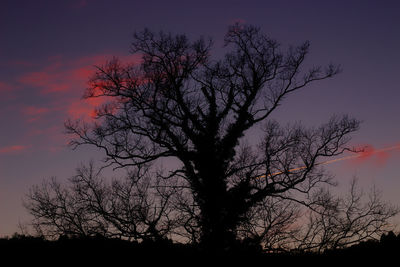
[235,178,398,253]
[27,24,397,252]
[296,179,397,252]
[25,162,179,241]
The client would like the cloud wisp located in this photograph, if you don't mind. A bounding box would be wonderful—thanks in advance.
[0,145,28,155]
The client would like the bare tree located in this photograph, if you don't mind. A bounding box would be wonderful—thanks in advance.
[234,177,398,253]
[24,23,395,252]
[294,178,398,252]
[62,23,357,250]
[25,162,178,241]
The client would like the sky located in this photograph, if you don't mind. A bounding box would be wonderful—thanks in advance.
[1,0,400,236]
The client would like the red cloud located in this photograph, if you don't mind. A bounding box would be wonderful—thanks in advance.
[17,54,120,95]
[19,70,69,93]
[0,53,140,157]
[354,145,375,162]
[0,145,27,154]
[64,54,140,120]
[22,106,51,122]
[23,106,50,116]
[19,71,50,87]
[67,98,96,120]
[17,53,140,124]
[18,53,140,94]
[71,66,93,81]
[349,144,399,168]
[67,96,115,121]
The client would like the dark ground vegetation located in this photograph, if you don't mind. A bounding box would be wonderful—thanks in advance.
[1,232,399,264]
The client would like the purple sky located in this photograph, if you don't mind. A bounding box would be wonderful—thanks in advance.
[1,0,400,236]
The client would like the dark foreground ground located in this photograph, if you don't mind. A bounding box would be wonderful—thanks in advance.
[1,232,399,265]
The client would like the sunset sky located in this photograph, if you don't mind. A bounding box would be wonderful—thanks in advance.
[1,0,400,236]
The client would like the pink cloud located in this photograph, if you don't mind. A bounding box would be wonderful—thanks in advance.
[22,106,51,122]
[0,53,142,158]
[71,66,93,81]
[348,144,400,168]
[18,70,69,93]
[67,96,115,121]
[19,71,50,87]
[17,54,125,95]
[23,106,50,116]
[17,53,141,123]
[63,54,140,120]
[0,145,27,154]
[67,98,96,120]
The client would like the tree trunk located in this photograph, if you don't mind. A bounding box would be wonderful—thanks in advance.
[199,197,236,252]
[196,171,237,252]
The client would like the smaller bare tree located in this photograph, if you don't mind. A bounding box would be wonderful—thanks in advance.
[235,177,398,253]
[25,162,179,242]
[296,178,398,252]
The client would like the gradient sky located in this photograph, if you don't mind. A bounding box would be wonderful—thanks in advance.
[1,0,400,236]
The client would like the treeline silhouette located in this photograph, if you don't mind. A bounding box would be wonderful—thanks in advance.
[1,232,399,263]
[324,231,400,257]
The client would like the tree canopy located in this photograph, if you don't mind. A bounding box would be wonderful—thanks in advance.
[26,24,397,253]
